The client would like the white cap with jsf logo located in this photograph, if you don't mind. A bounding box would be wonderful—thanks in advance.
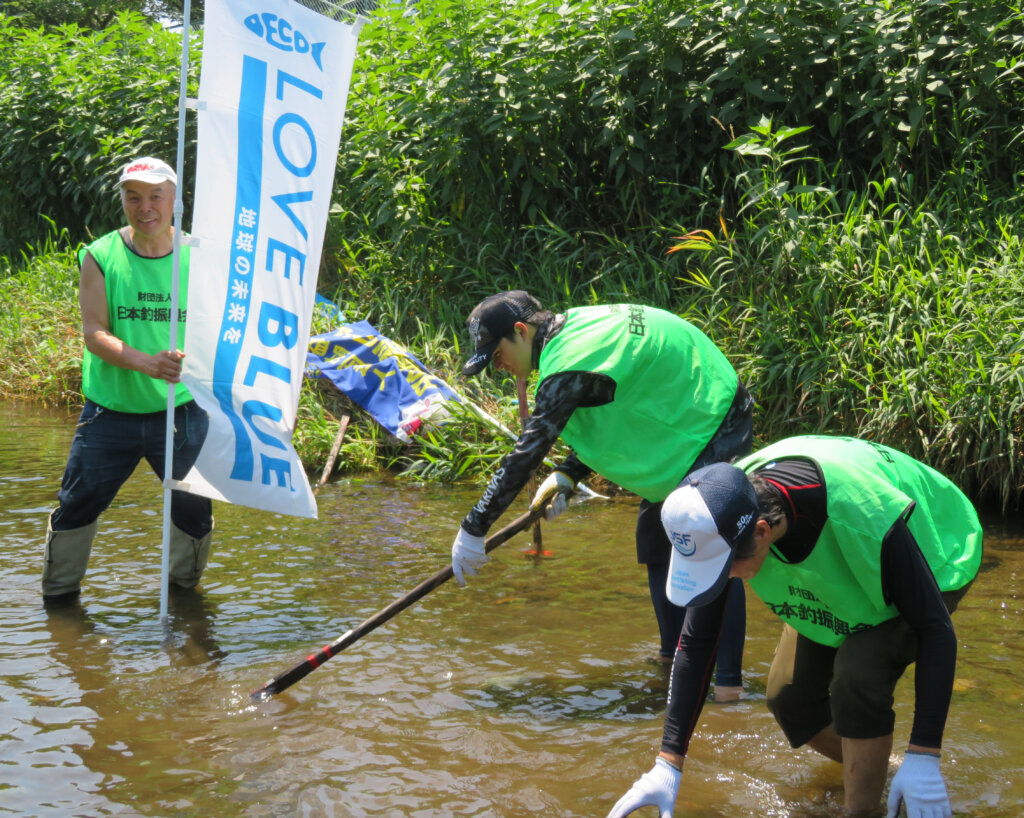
[662,462,758,607]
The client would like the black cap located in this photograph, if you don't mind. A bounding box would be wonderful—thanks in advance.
[462,291,543,376]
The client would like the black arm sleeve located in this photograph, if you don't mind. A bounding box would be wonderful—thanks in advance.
[460,370,614,536]
[880,517,958,749]
[661,584,731,756]
[553,450,593,485]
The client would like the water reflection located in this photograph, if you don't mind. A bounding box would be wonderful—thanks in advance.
[474,662,672,721]
[2,404,1023,817]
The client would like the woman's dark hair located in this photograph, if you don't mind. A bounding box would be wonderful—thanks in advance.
[504,309,555,339]
[749,475,789,528]
[730,475,787,561]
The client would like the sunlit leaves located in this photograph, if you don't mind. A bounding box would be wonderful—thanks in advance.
[0,12,199,256]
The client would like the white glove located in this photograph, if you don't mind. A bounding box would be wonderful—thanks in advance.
[529,470,575,520]
[886,751,952,818]
[607,757,681,818]
[451,527,488,586]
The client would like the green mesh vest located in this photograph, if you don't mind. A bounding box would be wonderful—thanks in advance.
[740,435,982,647]
[78,230,192,413]
[537,304,737,501]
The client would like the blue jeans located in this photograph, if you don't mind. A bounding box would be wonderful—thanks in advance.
[51,400,212,538]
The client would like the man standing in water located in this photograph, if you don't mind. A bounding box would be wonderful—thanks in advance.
[42,157,213,603]
[451,291,752,698]
[609,436,981,818]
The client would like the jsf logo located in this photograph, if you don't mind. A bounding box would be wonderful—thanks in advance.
[244,13,326,71]
[670,531,697,557]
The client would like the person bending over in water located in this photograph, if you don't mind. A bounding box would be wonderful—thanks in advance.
[610,435,980,818]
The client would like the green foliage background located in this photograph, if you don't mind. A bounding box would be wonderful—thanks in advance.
[0,0,1021,508]
[0,0,201,29]
[328,0,1024,309]
[0,12,198,254]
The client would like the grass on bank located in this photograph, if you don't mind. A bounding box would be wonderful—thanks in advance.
[1,1,1021,509]
[0,228,82,405]
[673,125,1023,511]
[2,130,1021,510]
[312,121,1024,509]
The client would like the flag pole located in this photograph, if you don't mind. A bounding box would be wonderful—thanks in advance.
[160,0,193,622]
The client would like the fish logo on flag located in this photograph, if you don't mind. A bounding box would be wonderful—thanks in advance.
[180,0,363,518]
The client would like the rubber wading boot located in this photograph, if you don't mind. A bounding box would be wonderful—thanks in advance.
[169,523,214,589]
[42,516,99,600]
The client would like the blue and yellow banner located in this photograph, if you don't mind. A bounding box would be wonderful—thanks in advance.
[307,322,460,442]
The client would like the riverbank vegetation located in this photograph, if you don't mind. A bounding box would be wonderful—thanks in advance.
[1,0,1021,509]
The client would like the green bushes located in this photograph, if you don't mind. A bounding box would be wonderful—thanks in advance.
[0,227,82,404]
[5,0,1023,281]
[316,0,1024,506]
[0,1,1021,507]
[0,12,197,256]
[667,121,1024,509]
[327,0,1024,319]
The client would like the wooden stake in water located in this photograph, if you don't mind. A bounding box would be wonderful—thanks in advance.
[313,414,350,496]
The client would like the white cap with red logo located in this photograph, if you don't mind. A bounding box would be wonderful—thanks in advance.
[116,157,177,188]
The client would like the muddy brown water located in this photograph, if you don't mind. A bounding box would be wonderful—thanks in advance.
[1,404,1022,817]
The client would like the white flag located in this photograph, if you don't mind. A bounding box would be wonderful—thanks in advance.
[181,0,361,517]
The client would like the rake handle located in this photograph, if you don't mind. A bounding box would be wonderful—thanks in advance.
[250,505,545,699]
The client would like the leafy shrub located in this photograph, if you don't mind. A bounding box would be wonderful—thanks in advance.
[0,12,199,256]
[331,0,1024,289]
[1,1,1021,507]
[668,120,1024,509]
[0,225,82,404]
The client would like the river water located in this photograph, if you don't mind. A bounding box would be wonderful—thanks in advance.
[1,404,1021,817]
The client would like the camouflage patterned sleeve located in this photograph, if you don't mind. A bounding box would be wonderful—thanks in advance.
[460,370,615,536]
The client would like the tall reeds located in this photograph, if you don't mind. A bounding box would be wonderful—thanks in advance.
[668,121,1023,510]
[0,227,83,405]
